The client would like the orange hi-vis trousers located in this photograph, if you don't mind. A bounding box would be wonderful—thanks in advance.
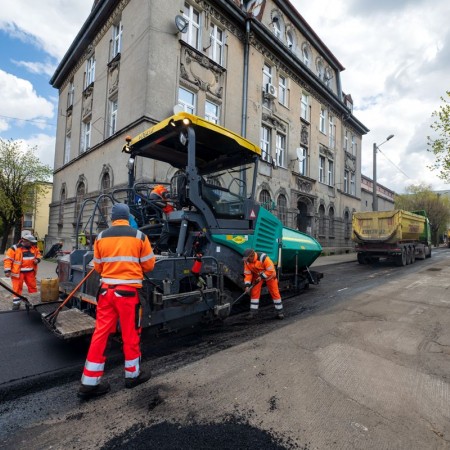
[81,284,142,386]
[249,276,283,312]
[11,271,37,298]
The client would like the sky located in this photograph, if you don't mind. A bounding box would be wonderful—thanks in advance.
[1,0,449,194]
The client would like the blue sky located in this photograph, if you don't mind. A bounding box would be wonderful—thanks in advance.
[1,0,450,194]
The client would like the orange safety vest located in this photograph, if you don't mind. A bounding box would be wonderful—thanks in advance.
[150,185,174,215]
[243,252,277,284]
[93,219,156,287]
[4,243,42,278]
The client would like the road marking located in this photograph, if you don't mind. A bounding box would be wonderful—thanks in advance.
[337,287,348,292]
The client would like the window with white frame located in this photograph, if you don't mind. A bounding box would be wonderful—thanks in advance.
[209,23,224,65]
[319,155,325,183]
[85,55,95,87]
[299,146,307,176]
[263,63,273,89]
[327,159,334,186]
[205,100,219,124]
[67,80,74,109]
[112,21,123,58]
[350,172,356,195]
[178,87,196,114]
[344,129,348,151]
[319,107,327,134]
[351,134,357,155]
[80,121,91,153]
[278,75,287,106]
[64,131,71,164]
[108,98,118,137]
[182,2,201,49]
[302,44,310,67]
[344,170,349,193]
[273,18,281,39]
[328,115,335,149]
[260,125,271,162]
[276,133,286,168]
[300,93,309,121]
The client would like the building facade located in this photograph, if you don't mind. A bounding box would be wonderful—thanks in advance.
[48,0,368,252]
[361,175,395,212]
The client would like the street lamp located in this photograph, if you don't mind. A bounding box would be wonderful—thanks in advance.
[373,134,394,211]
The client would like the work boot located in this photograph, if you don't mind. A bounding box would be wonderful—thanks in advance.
[12,300,21,311]
[275,311,285,320]
[125,370,151,389]
[77,381,110,399]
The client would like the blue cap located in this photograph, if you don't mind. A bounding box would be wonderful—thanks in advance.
[111,203,130,221]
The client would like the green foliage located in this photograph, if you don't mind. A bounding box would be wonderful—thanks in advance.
[0,139,53,250]
[395,183,450,245]
[428,91,450,181]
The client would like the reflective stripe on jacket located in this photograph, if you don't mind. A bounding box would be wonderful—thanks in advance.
[3,243,41,277]
[93,219,155,287]
[243,252,276,284]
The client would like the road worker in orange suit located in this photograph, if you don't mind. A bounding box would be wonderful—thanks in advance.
[242,248,284,320]
[149,184,175,252]
[3,234,41,310]
[78,203,156,399]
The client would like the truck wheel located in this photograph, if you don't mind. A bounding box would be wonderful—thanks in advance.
[410,247,416,264]
[406,247,412,265]
[357,253,366,265]
[396,248,407,266]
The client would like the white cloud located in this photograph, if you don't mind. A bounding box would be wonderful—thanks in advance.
[0,70,54,133]
[291,0,450,193]
[0,0,93,60]
[12,59,56,77]
[15,134,56,170]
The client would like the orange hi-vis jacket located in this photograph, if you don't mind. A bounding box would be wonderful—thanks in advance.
[243,252,277,285]
[150,185,174,215]
[4,243,42,278]
[93,219,155,287]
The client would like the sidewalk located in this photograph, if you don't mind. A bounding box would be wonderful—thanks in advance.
[311,251,357,267]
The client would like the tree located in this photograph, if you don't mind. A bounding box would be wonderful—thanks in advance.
[428,91,450,181]
[395,183,450,246]
[0,139,53,252]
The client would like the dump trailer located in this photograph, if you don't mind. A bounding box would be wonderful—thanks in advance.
[40,113,323,339]
[352,209,432,266]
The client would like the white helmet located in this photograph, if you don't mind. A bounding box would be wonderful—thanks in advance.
[22,234,37,244]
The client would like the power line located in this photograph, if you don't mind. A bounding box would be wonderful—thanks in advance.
[377,147,411,179]
[0,114,56,127]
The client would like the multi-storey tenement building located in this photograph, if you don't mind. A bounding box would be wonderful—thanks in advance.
[48,0,368,252]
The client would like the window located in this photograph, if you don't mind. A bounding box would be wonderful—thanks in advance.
[64,131,71,164]
[301,93,309,121]
[209,24,224,65]
[275,133,286,168]
[263,63,273,88]
[277,194,287,224]
[320,107,327,134]
[273,19,281,39]
[302,44,310,67]
[328,115,335,149]
[286,31,294,49]
[260,125,271,162]
[319,156,325,183]
[329,207,335,237]
[318,205,325,236]
[299,146,307,176]
[324,68,332,87]
[278,75,288,106]
[344,170,349,193]
[344,211,351,239]
[351,134,357,155]
[317,59,324,81]
[205,100,219,124]
[350,172,356,195]
[112,21,123,58]
[58,187,66,226]
[67,80,74,109]
[85,55,95,87]
[80,121,91,153]
[259,189,272,209]
[75,182,85,223]
[178,87,196,114]
[344,130,348,151]
[327,160,334,186]
[108,98,118,136]
[182,2,201,49]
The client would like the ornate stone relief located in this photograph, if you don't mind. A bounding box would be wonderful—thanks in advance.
[319,144,333,160]
[345,151,356,172]
[108,63,120,97]
[296,177,312,193]
[82,89,93,120]
[300,125,309,145]
[261,113,287,132]
[180,46,225,98]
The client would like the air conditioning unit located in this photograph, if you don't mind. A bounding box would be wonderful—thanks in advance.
[264,83,277,99]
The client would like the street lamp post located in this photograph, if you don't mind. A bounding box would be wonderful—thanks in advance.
[373,134,394,211]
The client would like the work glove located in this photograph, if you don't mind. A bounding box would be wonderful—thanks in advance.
[244,282,252,293]
[254,276,261,285]
[34,258,41,264]
[4,271,11,278]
